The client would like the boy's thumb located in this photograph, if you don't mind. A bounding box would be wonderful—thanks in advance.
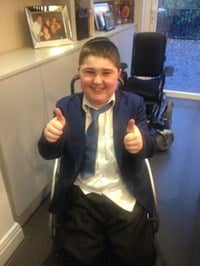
[54,108,66,126]
[127,119,135,134]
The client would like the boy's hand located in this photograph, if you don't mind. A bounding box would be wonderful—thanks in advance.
[44,108,66,142]
[123,119,143,154]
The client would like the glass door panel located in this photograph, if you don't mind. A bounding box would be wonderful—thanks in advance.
[155,0,200,95]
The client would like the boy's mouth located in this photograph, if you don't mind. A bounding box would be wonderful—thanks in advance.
[91,86,105,92]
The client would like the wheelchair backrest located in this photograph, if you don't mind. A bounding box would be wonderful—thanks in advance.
[131,32,167,77]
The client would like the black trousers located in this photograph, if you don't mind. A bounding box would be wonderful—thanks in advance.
[54,186,157,266]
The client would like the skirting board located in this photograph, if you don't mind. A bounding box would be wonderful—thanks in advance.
[0,222,24,265]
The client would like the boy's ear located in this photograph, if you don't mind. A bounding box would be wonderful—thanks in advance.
[118,68,122,78]
[77,65,80,72]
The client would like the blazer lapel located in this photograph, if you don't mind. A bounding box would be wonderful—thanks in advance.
[67,94,85,174]
[113,90,128,168]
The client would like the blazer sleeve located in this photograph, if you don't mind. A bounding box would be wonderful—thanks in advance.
[38,98,67,160]
[38,129,66,160]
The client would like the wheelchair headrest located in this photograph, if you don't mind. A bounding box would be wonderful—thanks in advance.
[131,32,167,77]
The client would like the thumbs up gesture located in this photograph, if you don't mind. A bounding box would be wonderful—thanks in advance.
[44,108,66,143]
[123,119,143,154]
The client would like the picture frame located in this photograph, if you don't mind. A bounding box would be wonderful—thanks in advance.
[119,0,134,23]
[93,2,115,31]
[103,11,115,31]
[25,5,73,49]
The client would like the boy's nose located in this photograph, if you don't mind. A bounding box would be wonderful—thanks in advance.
[93,74,102,84]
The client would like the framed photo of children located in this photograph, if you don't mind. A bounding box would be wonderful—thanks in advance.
[25,5,73,49]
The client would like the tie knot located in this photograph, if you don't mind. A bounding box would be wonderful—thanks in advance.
[89,101,113,121]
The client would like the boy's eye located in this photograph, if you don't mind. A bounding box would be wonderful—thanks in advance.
[102,71,112,75]
[83,69,94,74]
[82,69,114,76]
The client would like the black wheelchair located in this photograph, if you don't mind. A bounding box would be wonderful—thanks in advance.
[122,32,175,152]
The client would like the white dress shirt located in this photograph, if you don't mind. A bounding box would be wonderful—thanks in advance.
[74,94,136,212]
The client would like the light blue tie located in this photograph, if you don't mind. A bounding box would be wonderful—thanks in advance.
[80,103,112,179]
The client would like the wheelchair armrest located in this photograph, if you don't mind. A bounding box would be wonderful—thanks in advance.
[164,66,174,76]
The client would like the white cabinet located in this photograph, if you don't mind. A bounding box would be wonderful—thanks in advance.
[0,67,50,221]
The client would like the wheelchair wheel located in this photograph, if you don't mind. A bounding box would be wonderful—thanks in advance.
[155,129,174,152]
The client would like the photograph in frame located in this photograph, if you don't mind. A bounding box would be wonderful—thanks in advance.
[25,5,73,49]
[93,2,111,31]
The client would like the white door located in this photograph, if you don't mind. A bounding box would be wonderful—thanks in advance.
[149,0,159,31]
[136,0,159,32]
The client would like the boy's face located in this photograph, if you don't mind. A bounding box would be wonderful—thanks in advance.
[78,55,121,108]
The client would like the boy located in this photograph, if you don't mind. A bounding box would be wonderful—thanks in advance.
[38,37,157,266]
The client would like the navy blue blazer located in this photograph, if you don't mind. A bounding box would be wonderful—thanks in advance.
[38,89,156,214]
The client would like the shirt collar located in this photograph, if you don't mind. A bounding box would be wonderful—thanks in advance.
[82,93,115,113]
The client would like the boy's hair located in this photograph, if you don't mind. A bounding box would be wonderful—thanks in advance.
[79,37,121,69]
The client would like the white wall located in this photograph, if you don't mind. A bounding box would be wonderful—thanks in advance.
[0,0,42,54]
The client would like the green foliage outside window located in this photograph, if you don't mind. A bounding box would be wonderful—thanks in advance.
[159,0,200,9]
[158,0,200,39]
